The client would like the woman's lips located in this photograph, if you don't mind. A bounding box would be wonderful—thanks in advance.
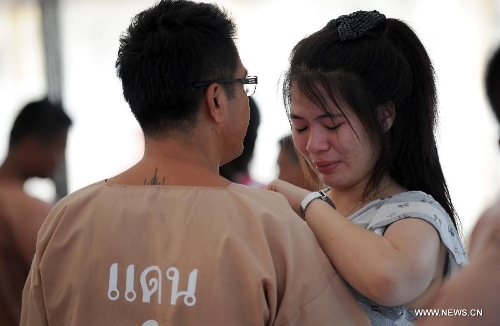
[314,161,340,174]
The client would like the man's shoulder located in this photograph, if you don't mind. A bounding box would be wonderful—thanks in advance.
[55,180,105,205]
[0,184,51,223]
[43,181,105,224]
[469,200,500,256]
[228,183,287,202]
[227,183,294,211]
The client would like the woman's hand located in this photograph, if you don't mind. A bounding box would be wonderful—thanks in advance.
[265,179,310,216]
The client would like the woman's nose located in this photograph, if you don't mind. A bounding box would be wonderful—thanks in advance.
[306,127,329,153]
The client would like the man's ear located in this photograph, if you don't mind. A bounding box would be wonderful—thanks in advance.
[204,83,227,123]
[378,102,396,132]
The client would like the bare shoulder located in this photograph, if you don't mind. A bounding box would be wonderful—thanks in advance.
[0,185,52,227]
[0,184,53,263]
[476,200,500,226]
[469,200,500,257]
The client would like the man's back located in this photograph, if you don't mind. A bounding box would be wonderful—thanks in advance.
[21,180,367,325]
[0,185,51,326]
[0,194,26,326]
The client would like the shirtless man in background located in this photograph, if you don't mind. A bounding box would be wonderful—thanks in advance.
[0,98,71,326]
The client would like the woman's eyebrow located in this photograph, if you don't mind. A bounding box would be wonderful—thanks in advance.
[289,112,343,120]
[317,112,342,119]
[289,113,303,120]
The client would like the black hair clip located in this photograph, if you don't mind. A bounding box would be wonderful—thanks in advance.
[327,10,386,42]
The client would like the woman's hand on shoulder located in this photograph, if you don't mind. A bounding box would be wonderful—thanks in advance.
[265,179,310,216]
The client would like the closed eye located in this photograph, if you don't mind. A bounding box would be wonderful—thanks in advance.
[326,123,343,131]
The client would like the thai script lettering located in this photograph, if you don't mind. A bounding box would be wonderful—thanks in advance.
[108,263,198,307]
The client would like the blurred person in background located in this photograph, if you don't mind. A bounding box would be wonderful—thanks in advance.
[417,42,500,326]
[277,134,319,191]
[0,97,72,326]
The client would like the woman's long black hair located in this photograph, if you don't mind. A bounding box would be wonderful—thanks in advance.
[283,16,460,231]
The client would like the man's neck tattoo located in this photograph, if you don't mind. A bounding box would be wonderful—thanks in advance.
[144,168,165,185]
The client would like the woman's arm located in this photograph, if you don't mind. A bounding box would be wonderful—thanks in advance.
[267,179,444,306]
[418,206,500,326]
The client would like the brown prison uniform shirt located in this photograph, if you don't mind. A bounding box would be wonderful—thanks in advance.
[21,181,368,326]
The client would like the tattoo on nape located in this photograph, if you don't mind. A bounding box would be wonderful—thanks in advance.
[144,168,166,185]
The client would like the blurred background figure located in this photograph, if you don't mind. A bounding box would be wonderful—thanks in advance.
[220,97,264,188]
[277,134,319,191]
[0,98,72,326]
[418,42,500,326]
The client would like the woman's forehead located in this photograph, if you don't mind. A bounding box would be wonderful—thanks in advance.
[290,87,348,116]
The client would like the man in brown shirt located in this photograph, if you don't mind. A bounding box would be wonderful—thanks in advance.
[21,1,368,325]
[0,98,71,326]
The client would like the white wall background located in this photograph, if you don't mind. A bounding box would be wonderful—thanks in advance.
[1,0,499,243]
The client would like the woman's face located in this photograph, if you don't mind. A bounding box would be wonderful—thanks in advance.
[289,84,378,190]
